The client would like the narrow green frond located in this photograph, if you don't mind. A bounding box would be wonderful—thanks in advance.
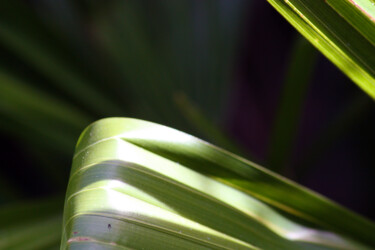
[327,0,375,46]
[267,36,317,172]
[267,0,375,99]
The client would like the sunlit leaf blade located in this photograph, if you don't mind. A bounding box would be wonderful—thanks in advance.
[327,0,375,46]
[62,118,374,249]
[267,0,375,99]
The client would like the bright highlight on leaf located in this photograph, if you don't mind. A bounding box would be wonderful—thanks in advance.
[61,118,375,249]
[267,0,375,99]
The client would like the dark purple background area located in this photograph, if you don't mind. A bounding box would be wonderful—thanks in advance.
[227,2,375,219]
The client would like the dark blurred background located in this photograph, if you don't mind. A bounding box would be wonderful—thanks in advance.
[0,0,374,221]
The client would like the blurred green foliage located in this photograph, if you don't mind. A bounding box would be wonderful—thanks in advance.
[0,0,248,199]
[0,0,374,249]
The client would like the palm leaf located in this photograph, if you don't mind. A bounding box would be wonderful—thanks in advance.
[326,0,375,46]
[61,118,374,249]
[267,0,375,99]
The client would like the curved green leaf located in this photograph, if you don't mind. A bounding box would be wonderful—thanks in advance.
[61,118,374,249]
